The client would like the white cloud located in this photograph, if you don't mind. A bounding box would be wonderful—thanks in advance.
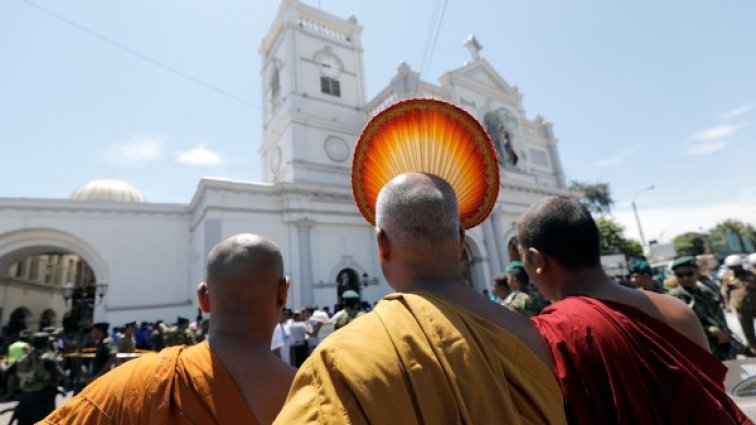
[689,124,744,142]
[721,103,755,120]
[176,144,224,165]
[595,144,641,167]
[103,135,165,164]
[685,141,728,156]
[614,198,756,244]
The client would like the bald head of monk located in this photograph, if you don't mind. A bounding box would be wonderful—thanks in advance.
[375,173,465,291]
[197,233,289,343]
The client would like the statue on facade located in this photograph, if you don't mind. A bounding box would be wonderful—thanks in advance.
[484,110,520,169]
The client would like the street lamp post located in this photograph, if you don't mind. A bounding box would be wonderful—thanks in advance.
[632,185,655,248]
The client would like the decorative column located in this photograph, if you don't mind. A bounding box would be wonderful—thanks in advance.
[295,218,316,307]
[481,219,502,278]
[490,211,508,271]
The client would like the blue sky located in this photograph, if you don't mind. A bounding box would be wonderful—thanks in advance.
[1,0,754,242]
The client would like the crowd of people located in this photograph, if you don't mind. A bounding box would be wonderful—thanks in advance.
[2,95,756,424]
[1,215,755,423]
[5,172,742,424]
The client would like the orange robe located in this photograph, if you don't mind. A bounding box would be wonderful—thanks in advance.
[42,341,257,425]
[274,292,567,425]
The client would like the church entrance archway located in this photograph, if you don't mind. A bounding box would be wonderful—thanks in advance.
[335,268,361,305]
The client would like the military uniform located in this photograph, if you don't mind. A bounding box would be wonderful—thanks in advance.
[723,270,756,351]
[630,260,666,293]
[9,333,63,425]
[504,290,539,317]
[504,261,545,317]
[668,282,733,360]
[334,307,365,330]
[163,326,197,347]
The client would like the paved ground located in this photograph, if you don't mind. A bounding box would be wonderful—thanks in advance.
[0,393,71,425]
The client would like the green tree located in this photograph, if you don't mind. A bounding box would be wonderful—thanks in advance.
[708,219,756,253]
[595,217,643,259]
[620,238,644,259]
[570,181,614,215]
[673,232,708,256]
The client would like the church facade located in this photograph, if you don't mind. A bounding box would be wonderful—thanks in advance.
[0,0,572,331]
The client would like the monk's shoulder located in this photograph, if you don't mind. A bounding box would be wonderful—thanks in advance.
[316,309,392,353]
[43,348,180,424]
[643,291,709,349]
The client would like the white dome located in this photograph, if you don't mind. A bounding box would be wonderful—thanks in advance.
[71,179,145,203]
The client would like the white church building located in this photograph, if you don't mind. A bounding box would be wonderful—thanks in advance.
[0,0,573,332]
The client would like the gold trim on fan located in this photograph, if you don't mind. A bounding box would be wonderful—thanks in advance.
[351,98,500,229]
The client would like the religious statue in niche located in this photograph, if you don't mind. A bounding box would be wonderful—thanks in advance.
[336,269,361,303]
[483,108,522,170]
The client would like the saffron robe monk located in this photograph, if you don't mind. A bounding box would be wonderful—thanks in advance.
[517,197,751,425]
[275,174,567,425]
[43,234,295,425]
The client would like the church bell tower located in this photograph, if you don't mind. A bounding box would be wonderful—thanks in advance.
[259,0,368,186]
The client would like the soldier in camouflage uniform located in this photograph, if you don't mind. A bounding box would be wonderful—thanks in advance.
[722,255,756,353]
[667,256,734,360]
[503,261,546,317]
[163,315,197,347]
[630,260,666,293]
[8,332,63,425]
[334,290,365,330]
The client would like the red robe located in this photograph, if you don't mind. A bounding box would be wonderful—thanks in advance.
[532,296,752,425]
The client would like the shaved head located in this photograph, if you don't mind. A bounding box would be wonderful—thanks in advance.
[376,173,460,251]
[517,197,600,269]
[202,234,286,326]
[207,233,284,287]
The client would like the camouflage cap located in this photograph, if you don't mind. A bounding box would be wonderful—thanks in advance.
[507,261,525,272]
[671,256,697,270]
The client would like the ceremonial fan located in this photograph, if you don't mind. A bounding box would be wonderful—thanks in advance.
[351,98,500,229]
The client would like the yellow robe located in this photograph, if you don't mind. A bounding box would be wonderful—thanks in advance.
[275,292,567,425]
[42,341,257,425]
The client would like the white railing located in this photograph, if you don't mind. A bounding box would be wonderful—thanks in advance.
[298,17,350,42]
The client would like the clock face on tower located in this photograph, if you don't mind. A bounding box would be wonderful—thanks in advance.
[315,51,342,79]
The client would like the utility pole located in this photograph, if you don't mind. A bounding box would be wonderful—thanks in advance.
[632,185,655,249]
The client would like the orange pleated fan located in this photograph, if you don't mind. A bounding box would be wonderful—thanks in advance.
[352,98,500,229]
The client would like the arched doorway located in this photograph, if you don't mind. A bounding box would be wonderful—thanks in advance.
[0,229,108,335]
[507,237,521,262]
[40,308,58,330]
[8,306,31,335]
[335,268,361,305]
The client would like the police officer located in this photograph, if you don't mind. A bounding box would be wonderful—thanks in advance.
[164,315,197,347]
[667,256,734,360]
[8,332,63,425]
[503,261,547,317]
[722,254,756,352]
[630,260,666,293]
